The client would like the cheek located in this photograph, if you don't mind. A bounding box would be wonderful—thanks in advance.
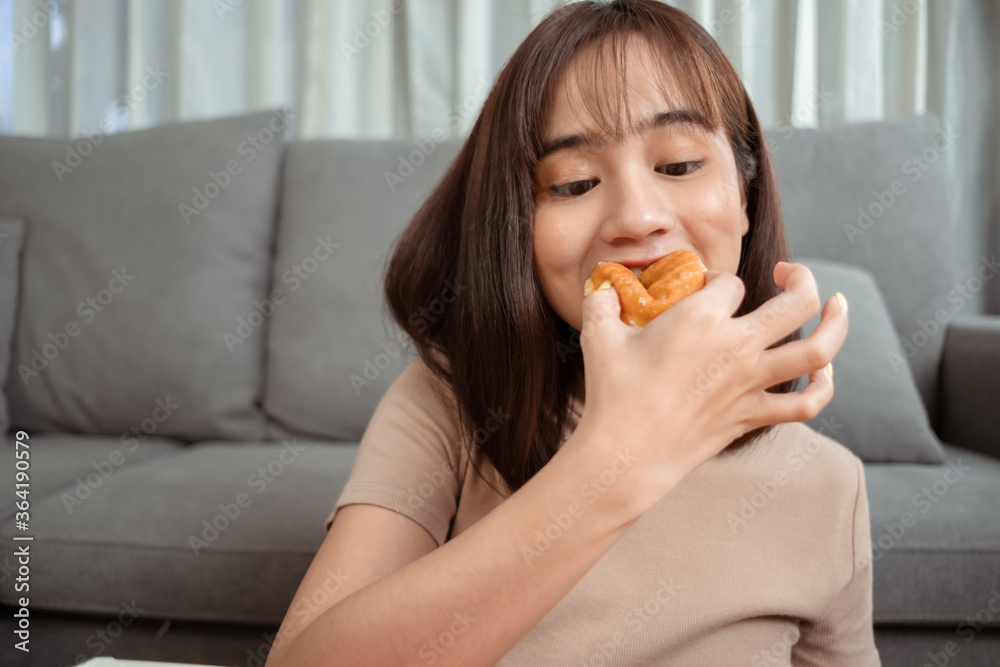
[688,172,746,272]
[533,212,585,279]
[687,172,744,237]
[533,211,589,324]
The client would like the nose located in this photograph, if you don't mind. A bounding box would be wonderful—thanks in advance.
[598,168,676,244]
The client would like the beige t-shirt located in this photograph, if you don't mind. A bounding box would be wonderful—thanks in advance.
[326,360,881,666]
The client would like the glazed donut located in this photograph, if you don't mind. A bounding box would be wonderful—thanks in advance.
[583,250,707,327]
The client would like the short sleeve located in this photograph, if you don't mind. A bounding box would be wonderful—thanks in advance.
[323,361,463,547]
[792,456,882,666]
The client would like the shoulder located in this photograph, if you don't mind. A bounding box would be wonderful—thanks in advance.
[377,357,459,421]
[734,421,862,494]
[784,420,863,493]
[709,422,866,586]
[365,358,465,466]
[716,422,865,535]
[785,421,863,510]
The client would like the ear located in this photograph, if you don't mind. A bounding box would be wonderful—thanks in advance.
[740,186,750,237]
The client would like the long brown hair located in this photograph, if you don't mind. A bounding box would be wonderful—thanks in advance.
[384,0,799,499]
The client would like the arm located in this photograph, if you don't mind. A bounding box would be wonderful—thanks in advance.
[267,423,655,667]
[791,457,881,666]
[939,314,1000,459]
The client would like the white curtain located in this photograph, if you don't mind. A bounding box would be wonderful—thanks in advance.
[2,0,998,312]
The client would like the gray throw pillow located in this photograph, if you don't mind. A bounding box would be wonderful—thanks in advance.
[263,139,463,442]
[793,257,946,463]
[0,218,26,436]
[0,110,290,441]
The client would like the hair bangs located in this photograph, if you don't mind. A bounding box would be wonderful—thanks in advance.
[532,25,727,163]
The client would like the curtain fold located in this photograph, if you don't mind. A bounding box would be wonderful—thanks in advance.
[1,0,997,311]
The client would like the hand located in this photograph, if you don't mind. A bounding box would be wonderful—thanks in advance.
[572,261,848,502]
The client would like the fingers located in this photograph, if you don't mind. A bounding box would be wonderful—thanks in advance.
[772,260,795,287]
[699,270,747,317]
[748,364,834,429]
[641,269,744,339]
[755,294,849,389]
[740,262,822,351]
[580,282,624,338]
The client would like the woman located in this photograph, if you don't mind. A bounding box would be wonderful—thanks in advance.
[265,1,878,665]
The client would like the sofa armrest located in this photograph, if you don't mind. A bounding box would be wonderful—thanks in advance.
[939,314,1000,459]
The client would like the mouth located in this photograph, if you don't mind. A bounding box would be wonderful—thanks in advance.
[614,256,668,278]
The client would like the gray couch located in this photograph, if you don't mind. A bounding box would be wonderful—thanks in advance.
[0,109,998,667]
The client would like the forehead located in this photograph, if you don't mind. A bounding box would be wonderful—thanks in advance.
[541,33,720,148]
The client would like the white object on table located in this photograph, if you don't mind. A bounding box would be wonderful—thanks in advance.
[79,659,222,667]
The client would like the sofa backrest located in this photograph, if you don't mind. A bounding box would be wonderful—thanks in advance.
[265,115,956,442]
[770,114,955,428]
[1,110,289,442]
[263,138,464,442]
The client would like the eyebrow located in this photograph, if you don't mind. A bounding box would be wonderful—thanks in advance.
[539,108,714,159]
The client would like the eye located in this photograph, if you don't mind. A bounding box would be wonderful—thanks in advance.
[549,179,598,197]
[656,161,703,177]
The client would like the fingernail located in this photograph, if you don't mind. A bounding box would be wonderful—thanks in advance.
[597,280,612,291]
[825,362,834,378]
[835,291,848,313]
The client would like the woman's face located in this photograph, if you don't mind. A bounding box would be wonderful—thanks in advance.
[532,37,749,332]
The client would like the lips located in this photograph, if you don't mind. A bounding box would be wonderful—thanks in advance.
[606,255,670,278]
[617,257,666,269]
[594,250,702,279]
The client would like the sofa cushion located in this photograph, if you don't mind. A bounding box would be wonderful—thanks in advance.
[864,443,1000,627]
[795,258,945,463]
[0,110,289,441]
[0,218,25,435]
[0,439,358,625]
[769,114,956,428]
[264,138,463,441]
[0,432,185,596]
[0,433,185,523]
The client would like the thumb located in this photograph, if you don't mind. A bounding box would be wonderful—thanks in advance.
[581,282,623,333]
[771,261,795,288]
